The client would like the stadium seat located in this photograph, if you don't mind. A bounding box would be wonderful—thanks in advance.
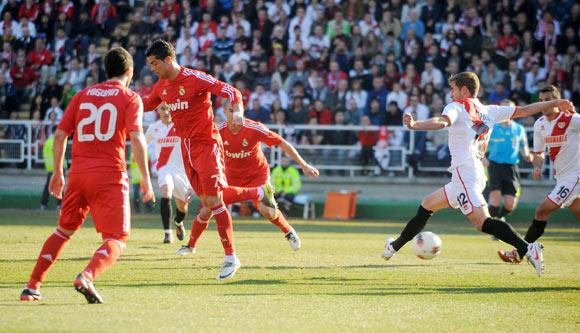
[294,194,315,220]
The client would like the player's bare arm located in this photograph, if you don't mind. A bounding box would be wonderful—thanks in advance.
[48,129,69,200]
[130,131,155,203]
[279,139,320,179]
[532,152,545,180]
[403,113,450,131]
[512,99,575,119]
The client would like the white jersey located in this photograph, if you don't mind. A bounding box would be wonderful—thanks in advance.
[442,98,515,171]
[145,120,185,173]
[533,112,580,180]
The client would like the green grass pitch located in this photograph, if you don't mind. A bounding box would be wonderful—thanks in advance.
[0,210,579,332]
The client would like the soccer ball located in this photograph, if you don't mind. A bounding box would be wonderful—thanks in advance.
[412,232,442,260]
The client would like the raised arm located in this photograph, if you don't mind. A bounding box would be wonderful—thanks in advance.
[403,113,450,131]
[279,138,320,179]
[512,99,575,119]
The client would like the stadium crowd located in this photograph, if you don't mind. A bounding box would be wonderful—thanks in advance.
[1,0,580,171]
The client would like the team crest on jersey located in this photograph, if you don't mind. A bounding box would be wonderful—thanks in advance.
[162,89,167,95]
[223,140,230,146]
[179,86,185,96]
[242,138,249,147]
[557,122,566,129]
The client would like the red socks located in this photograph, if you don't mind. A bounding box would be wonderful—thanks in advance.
[222,186,259,205]
[187,214,210,249]
[212,204,235,255]
[27,229,72,290]
[81,234,127,281]
[269,210,292,234]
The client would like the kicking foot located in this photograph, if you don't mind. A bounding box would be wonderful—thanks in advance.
[285,228,301,251]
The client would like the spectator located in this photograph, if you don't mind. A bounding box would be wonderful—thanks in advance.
[421,0,443,34]
[489,83,510,105]
[287,97,309,124]
[367,76,388,113]
[91,0,117,38]
[246,99,270,124]
[385,101,403,126]
[358,115,379,175]
[59,58,87,91]
[420,61,444,90]
[345,79,368,111]
[322,111,357,173]
[271,157,302,215]
[43,97,63,123]
[379,10,401,39]
[524,62,547,95]
[401,9,425,39]
[328,79,349,113]
[308,99,333,125]
[343,98,363,125]
[9,53,37,108]
[269,80,289,111]
[27,37,53,86]
[481,62,505,93]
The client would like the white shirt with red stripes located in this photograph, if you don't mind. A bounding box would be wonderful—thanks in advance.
[145,120,185,173]
[441,99,515,171]
[533,112,580,180]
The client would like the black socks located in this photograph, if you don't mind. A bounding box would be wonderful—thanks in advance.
[174,209,186,224]
[160,198,171,230]
[524,219,547,243]
[482,218,528,258]
[392,205,433,251]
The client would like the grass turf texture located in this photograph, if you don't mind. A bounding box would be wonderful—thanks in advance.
[0,209,579,332]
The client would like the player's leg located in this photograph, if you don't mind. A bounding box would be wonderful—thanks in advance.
[204,192,241,280]
[383,187,449,260]
[497,165,521,219]
[174,198,188,241]
[487,162,502,218]
[75,172,131,303]
[222,186,261,205]
[74,232,127,304]
[257,202,301,250]
[178,203,211,255]
[160,183,174,243]
[21,176,89,301]
[488,190,502,217]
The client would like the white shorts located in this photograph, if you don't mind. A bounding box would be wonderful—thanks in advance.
[157,167,193,202]
[547,174,580,208]
[444,165,487,216]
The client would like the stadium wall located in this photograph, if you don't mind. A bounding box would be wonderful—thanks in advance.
[0,170,575,223]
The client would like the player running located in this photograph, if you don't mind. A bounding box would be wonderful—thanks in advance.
[20,47,155,303]
[499,85,579,263]
[142,39,273,280]
[381,72,575,276]
[176,103,320,255]
[145,105,193,244]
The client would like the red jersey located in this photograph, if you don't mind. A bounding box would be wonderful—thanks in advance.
[218,119,283,187]
[58,81,143,174]
[142,67,242,143]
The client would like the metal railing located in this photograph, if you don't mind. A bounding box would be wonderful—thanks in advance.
[0,120,554,179]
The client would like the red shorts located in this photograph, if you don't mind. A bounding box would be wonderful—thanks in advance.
[58,172,130,235]
[181,138,228,196]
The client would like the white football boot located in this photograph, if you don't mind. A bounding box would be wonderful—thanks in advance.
[525,242,544,276]
[285,228,301,251]
[176,245,196,256]
[383,237,396,261]
[218,257,241,281]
